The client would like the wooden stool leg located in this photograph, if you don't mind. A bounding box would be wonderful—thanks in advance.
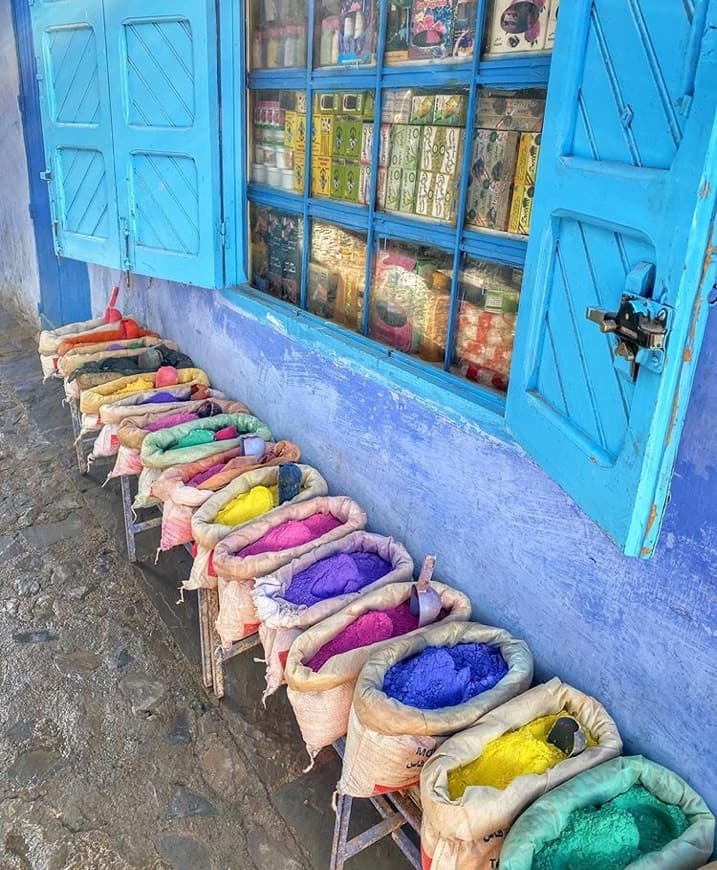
[120,475,137,563]
[330,793,353,870]
[207,587,225,699]
[197,588,214,690]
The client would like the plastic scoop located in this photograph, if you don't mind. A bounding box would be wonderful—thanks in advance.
[242,435,266,459]
[547,716,587,758]
[409,555,441,627]
[104,285,122,323]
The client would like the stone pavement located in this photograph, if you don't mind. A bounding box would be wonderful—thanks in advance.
[0,306,411,870]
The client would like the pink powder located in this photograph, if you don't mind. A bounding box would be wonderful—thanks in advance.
[307,603,420,672]
[238,513,343,557]
[144,411,198,432]
[187,462,226,487]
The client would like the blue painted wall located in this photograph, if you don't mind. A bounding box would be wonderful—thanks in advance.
[89,265,717,820]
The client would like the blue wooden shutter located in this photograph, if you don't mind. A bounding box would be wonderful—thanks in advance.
[30,0,120,268]
[506,0,717,557]
[103,0,223,289]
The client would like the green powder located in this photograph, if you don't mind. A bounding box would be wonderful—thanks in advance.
[533,785,689,869]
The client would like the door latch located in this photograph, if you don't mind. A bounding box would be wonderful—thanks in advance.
[40,169,52,181]
[585,262,672,381]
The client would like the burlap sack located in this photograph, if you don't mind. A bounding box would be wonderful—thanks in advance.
[284,583,473,765]
[39,314,106,356]
[254,532,414,701]
[500,755,714,870]
[338,622,534,800]
[108,445,144,478]
[98,384,224,423]
[58,336,173,378]
[419,678,623,870]
[79,368,209,414]
[140,414,272,469]
[117,399,250,450]
[184,465,328,591]
[151,441,301,552]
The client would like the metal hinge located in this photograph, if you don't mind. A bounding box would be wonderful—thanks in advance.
[586,262,673,381]
[40,169,52,181]
[220,220,228,248]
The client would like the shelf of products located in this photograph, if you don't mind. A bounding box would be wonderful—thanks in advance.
[244,1,557,398]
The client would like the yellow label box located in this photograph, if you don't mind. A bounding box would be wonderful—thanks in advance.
[508,132,542,235]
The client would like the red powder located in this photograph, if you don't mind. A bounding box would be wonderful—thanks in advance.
[307,603,420,672]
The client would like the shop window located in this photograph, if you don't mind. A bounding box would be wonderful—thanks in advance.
[249,204,304,307]
[308,222,367,330]
[251,90,307,193]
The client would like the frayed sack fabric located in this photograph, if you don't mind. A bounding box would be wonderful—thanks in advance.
[68,345,194,392]
[39,315,109,377]
[285,583,473,766]
[185,464,328,592]
[500,755,715,870]
[254,532,414,701]
[56,318,158,357]
[151,441,301,552]
[140,413,272,469]
[337,621,534,800]
[419,678,623,870]
[80,369,209,415]
[109,445,144,478]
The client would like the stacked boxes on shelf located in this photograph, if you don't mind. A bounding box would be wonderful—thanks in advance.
[383,89,466,224]
[454,260,522,392]
[252,91,306,193]
[250,206,304,305]
[308,223,368,330]
[385,0,479,62]
[485,0,559,55]
[311,91,375,204]
[466,88,545,234]
[315,0,377,67]
[250,0,308,69]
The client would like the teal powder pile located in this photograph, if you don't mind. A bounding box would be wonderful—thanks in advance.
[533,785,689,869]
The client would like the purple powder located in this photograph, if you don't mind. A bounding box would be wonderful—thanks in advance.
[307,603,420,671]
[144,411,197,432]
[143,390,189,405]
[238,513,343,557]
[187,461,227,487]
[283,551,392,607]
[383,643,508,709]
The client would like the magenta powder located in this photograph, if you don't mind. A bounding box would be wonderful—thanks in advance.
[283,552,392,607]
[383,643,508,709]
[307,603,421,672]
[187,461,227,487]
[144,411,198,432]
[238,513,343,557]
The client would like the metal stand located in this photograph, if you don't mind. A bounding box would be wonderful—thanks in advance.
[68,397,96,476]
[118,474,162,563]
[330,740,422,870]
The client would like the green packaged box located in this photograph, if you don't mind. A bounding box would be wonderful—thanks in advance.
[361,123,374,164]
[399,168,418,213]
[376,166,387,208]
[385,166,403,210]
[330,159,344,199]
[378,124,391,167]
[420,126,463,176]
[359,163,371,205]
[362,90,375,120]
[332,120,347,158]
[340,92,366,117]
[389,124,422,170]
[431,171,457,222]
[415,170,436,217]
[433,93,467,126]
[313,92,339,114]
[410,94,436,125]
[465,128,520,231]
[476,90,546,132]
[342,161,361,203]
[342,118,363,160]
[381,89,413,124]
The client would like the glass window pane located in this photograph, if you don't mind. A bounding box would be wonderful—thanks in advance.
[250,0,309,70]
[249,204,304,307]
[482,0,557,57]
[385,0,479,65]
[250,90,307,194]
[308,221,368,331]
[369,239,453,361]
[310,91,374,204]
[466,88,545,235]
[452,257,522,393]
[314,1,378,68]
[380,88,467,226]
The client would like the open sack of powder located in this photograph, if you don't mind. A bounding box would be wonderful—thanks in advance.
[64,345,194,396]
[59,335,175,385]
[39,313,110,378]
[134,413,273,510]
[253,531,415,702]
[150,440,301,551]
[79,369,210,433]
[184,464,328,591]
[211,496,367,650]
[90,397,246,463]
[284,582,473,767]
[337,620,534,800]
[500,755,715,870]
[418,678,623,870]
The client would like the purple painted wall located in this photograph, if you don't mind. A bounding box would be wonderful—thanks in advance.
[89,266,717,819]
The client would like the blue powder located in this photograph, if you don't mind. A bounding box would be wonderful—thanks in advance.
[283,551,391,606]
[383,643,508,709]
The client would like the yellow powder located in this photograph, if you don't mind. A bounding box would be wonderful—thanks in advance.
[109,377,155,398]
[448,711,595,799]
[215,485,278,526]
